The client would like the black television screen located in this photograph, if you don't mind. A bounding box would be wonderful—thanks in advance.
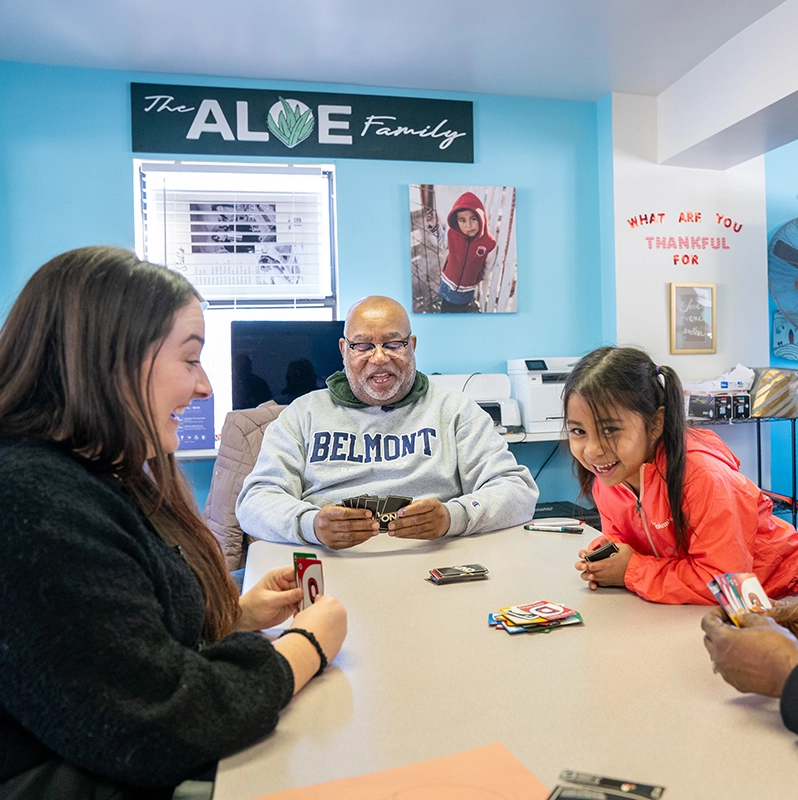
[231,320,345,409]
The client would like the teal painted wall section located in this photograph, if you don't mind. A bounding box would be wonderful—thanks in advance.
[596,93,616,346]
[182,459,217,511]
[764,140,798,499]
[0,59,603,507]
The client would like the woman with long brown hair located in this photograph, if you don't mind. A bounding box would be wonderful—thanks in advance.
[0,246,346,799]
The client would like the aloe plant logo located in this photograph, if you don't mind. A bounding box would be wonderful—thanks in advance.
[267,97,315,148]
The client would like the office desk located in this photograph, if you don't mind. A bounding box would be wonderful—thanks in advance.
[215,528,798,800]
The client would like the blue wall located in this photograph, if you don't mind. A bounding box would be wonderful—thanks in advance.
[764,140,798,498]
[0,59,605,507]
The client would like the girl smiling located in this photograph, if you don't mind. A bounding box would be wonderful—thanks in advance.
[564,346,798,604]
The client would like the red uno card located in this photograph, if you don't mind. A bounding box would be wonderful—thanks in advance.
[728,572,772,612]
[293,552,324,611]
[509,601,576,622]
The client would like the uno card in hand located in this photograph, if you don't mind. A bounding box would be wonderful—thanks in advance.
[293,552,323,611]
[378,495,413,531]
[729,572,772,612]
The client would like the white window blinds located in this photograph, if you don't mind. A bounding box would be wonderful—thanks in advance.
[134,161,336,305]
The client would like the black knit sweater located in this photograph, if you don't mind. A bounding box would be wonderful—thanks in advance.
[0,438,293,790]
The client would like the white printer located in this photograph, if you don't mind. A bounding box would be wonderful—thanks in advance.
[427,373,522,430]
[507,357,580,435]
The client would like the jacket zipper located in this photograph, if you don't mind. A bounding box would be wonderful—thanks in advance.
[624,466,660,557]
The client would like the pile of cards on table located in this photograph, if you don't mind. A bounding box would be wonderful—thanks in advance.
[489,600,583,635]
[547,770,665,799]
[428,563,489,585]
[338,494,412,531]
[707,571,771,626]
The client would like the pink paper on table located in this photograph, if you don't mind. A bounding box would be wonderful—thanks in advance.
[254,742,550,800]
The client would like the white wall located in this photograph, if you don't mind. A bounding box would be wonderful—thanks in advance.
[610,92,770,480]
[612,93,769,375]
[658,0,798,169]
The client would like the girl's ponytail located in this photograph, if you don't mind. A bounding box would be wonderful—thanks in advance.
[657,364,690,552]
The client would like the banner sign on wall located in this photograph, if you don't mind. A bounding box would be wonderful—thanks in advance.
[131,83,474,163]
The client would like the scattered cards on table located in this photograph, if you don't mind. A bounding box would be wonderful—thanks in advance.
[427,563,489,585]
[338,494,412,531]
[547,770,665,799]
[707,571,771,626]
[293,552,323,611]
[489,600,583,635]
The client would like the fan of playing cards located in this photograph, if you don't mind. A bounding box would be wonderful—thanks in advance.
[489,601,583,635]
[338,495,412,531]
[707,572,772,626]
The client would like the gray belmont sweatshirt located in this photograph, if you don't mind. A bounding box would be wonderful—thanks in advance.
[236,372,539,545]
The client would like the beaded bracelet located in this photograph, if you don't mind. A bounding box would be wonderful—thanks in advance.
[278,628,328,677]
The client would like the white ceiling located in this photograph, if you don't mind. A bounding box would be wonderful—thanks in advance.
[0,0,787,102]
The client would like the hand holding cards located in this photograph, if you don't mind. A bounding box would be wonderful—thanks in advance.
[339,495,413,531]
[707,572,771,626]
[583,541,618,562]
[294,552,324,611]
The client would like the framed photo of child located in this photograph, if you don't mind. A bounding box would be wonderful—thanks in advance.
[409,184,518,314]
[670,282,716,354]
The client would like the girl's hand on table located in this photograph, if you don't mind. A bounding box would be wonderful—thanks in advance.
[575,542,633,590]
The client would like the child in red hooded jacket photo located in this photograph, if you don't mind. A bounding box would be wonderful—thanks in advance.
[427,191,497,313]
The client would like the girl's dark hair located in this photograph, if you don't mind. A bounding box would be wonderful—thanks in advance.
[562,346,691,553]
[0,246,238,641]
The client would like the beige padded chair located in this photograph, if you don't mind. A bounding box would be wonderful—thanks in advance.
[204,400,285,571]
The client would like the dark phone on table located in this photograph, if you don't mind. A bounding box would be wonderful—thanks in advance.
[583,541,619,562]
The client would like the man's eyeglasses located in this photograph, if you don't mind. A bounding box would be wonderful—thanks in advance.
[345,338,411,359]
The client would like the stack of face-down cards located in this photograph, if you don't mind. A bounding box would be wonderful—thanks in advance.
[427,563,489,585]
[489,600,583,635]
[707,572,772,626]
[547,770,665,799]
[338,495,412,531]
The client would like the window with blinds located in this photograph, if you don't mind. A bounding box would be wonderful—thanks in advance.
[134,160,336,307]
[133,160,338,450]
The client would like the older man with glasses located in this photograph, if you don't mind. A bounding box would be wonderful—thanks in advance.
[237,296,539,550]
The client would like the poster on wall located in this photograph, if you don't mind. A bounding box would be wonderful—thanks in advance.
[409,184,517,314]
[131,83,473,163]
[177,395,215,450]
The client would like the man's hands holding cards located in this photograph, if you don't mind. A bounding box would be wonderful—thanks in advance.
[701,605,798,698]
[388,497,450,541]
[315,495,450,549]
[314,504,379,550]
[575,537,633,590]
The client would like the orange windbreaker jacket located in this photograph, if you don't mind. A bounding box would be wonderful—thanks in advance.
[591,427,798,604]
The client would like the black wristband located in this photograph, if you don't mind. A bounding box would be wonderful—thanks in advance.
[278,627,327,677]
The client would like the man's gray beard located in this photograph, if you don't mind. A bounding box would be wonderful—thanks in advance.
[345,361,416,406]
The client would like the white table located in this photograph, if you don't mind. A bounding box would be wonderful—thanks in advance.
[214,526,798,800]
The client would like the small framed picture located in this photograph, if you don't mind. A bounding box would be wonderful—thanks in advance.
[670,282,716,354]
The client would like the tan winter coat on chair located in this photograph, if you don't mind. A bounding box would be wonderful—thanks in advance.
[205,401,285,570]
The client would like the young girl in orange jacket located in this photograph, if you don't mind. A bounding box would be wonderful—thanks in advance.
[565,346,798,604]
